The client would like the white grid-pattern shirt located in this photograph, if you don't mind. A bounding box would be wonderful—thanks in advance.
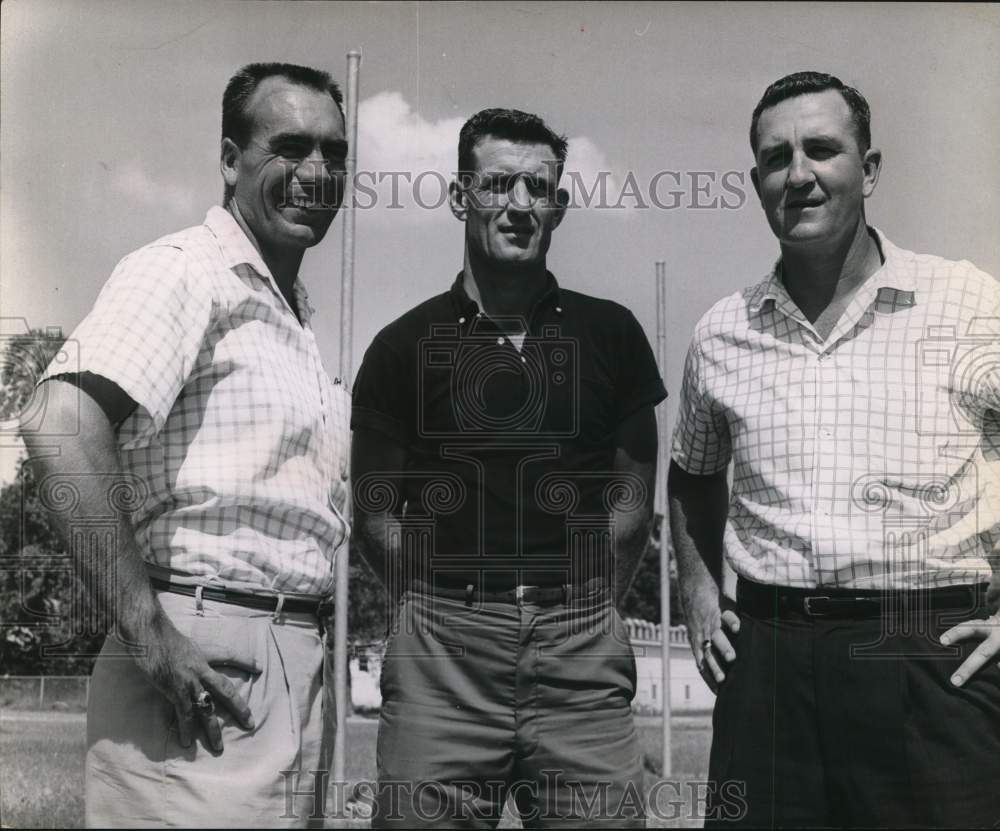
[672,229,1000,589]
[43,207,350,596]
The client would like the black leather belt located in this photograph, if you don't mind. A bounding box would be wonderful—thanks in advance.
[737,578,987,621]
[409,579,607,605]
[151,577,333,617]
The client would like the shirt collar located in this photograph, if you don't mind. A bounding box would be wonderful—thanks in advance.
[447,270,563,325]
[748,225,917,317]
[203,206,315,324]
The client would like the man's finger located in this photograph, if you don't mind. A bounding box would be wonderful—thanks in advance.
[939,618,988,645]
[703,644,728,686]
[720,609,741,635]
[203,670,254,730]
[948,634,1000,687]
[709,628,737,664]
[198,709,224,753]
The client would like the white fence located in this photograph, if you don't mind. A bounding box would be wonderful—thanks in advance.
[0,675,90,710]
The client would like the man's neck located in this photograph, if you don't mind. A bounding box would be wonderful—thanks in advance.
[462,248,548,327]
[226,203,304,315]
[778,219,883,333]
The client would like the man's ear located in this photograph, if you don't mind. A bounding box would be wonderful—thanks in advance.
[221,138,241,190]
[449,180,467,221]
[861,147,882,198]
[750,166,762,201]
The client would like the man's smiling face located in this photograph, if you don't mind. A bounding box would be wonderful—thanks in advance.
[223,76,347,256]
[751,89,880,248]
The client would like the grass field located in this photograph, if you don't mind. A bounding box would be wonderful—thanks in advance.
[1,712,712,828]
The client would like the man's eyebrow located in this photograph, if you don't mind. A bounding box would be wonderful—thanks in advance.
[269,132,348,152]
[802,133,844,145]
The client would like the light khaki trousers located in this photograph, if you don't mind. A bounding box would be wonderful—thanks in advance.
[86,591,332,828]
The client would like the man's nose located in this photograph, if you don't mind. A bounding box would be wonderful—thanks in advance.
[505,176,534,213]
[786,150,814,188]
[295,148,333,184]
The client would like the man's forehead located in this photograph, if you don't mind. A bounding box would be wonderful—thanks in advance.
[470,136,559,174]
[246,76,344,136]
[756,89,853,143]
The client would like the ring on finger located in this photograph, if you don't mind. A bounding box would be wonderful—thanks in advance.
[193,689,215,717]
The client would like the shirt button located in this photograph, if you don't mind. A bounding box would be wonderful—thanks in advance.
[521,356,527,364]
[555,306,563,313]
[458,316,466,324]
[497,336,505,345]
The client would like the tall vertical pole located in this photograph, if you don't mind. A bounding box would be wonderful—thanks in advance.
[655,261,672,778]
[333,49,361,797]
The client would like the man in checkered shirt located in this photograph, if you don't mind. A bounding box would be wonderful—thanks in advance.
[669,71,1000,828]
[21,63,350,827]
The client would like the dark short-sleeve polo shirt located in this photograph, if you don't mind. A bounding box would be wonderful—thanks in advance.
[352,272,667,590]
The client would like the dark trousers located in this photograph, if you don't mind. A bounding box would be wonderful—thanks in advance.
[372,588,645,829]
[706,582,1000,828]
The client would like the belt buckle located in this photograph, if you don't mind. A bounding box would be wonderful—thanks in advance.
[802,596,832,616]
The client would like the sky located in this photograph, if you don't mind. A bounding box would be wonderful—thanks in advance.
[2,0,998,485]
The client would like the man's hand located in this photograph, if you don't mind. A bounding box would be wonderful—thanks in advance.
[668,461,734,693]
[683,577,740,693]
[129,611,255,751]
[940,613,1000,688]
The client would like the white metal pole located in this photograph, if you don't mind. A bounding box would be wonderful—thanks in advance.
[655,261,672,778]
[333,48,361,799]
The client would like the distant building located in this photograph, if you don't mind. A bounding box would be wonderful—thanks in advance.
[349,619,714,714]
[623,619,715,713]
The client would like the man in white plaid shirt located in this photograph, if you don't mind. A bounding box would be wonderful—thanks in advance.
[21,63,350,827]
[669,71,1000,827]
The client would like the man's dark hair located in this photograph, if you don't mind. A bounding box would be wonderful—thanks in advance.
[750,71,871,156]
[457,108,568,181]
[222,62,343,149]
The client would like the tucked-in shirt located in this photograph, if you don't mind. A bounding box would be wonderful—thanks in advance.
[42,207,350,596]
[352,272,667,590]
[672,229,1000,589]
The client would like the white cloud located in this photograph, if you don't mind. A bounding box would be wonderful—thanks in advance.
[352,92,624,222]
[110,161,196,217]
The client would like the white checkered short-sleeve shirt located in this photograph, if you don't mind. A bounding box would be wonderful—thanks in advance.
[43,207,350,596]
[672,229,1000,589]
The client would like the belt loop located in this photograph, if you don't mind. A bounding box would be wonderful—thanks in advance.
[194,585,204,615]
[563,583,570,604]
[465,584,474,607]
[273,593,286,622]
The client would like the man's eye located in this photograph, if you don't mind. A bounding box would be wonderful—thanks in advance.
[275,143,308,159]
[808,146,836,160]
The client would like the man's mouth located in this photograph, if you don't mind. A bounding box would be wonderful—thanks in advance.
[284,196,331,212]
[785,197,824,209]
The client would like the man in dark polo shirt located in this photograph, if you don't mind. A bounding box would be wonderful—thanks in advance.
[351,108,666,828]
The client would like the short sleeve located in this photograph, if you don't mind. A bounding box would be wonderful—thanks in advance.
[351,335,412,446]
[670,334,731,475]
[614,310,668,424]
[40,243,213,430]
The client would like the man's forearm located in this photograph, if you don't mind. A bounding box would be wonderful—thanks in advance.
[668,462,729,607]
[21,383,164,645]
[613,503,653,604]
[350,512,396,588]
